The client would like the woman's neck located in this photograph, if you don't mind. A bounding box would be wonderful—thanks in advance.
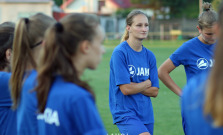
[127,38,143,52]
[73,58,85,78]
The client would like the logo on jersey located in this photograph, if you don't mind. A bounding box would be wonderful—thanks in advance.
[37,108,60,126]
[128,65,150,77]
[128,65,136,77]
[197,58,209,69]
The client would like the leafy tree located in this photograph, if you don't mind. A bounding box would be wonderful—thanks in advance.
[159,0,213,19]
[131,0,149,4]
[54,0,63,6]
[115,8,134,18]
[212,0,222,11]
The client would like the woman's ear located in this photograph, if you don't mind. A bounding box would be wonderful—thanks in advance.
[5,48,12,62]
[197,25,202,34]
[126,25,131,33]
[79,40,91,54]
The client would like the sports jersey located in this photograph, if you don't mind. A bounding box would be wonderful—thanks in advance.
[0,72,17,135]
[17,70,38,135]
[181,71,223,135]
[37,75,107,135]
[109,41,159,124]
[170,37,215,82]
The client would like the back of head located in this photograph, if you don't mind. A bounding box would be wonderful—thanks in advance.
[198,2,218,29]
[10,13,56,109]
[0,22,15,71]
[121,10,149,42]
[37,13,100,112]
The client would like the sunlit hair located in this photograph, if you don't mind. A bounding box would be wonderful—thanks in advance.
[36,13,99,113]
[0,22,14,71]
[204,1,223,127]
[10,13,55,109]
[198,2,217,29]
[120,10,149,42]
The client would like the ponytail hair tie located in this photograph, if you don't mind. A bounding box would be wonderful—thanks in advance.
[24,18,29,24]
[204,8,210,12]
[55,22,63,33]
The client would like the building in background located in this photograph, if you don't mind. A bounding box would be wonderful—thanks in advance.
[60,0,131,15]
[0,0,53,23]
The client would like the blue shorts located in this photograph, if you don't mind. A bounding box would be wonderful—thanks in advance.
[116,117,154,135]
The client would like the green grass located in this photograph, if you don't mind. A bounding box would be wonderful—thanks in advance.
[83,39,187,135]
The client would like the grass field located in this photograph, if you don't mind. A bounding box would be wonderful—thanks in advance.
[83,40,187,135]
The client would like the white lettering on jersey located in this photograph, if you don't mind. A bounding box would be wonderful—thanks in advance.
[209,59,214,67]
[136,67,150,76]
[37,108,60,126]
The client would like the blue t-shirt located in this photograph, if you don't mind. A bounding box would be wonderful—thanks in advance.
[37,75,107,135]
[17,70,38,135]
[181,71,223,135]
[170,37,215,82]
[0,72,17,135]
[109,41,159,124]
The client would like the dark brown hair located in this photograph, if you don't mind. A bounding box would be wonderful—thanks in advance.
[36,13,100,113]
[0,22,14,71]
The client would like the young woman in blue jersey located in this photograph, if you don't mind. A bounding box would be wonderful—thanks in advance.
[35,13,106,135]
[159,2,217,135]
[181,2,223,134]
[0,22,16,135]
[10,13,55,135]
[158,2,217,96]
[109,10,159,135]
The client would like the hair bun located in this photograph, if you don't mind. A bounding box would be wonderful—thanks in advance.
[55,22,63,33]
[24,18,29,24]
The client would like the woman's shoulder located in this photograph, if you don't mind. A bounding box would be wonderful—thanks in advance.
[0,71,11,78]
[113,41,128,52]
[0,72,11,85]
[51,77,92,100]
[143,47,156,57]
[182,37,199,47]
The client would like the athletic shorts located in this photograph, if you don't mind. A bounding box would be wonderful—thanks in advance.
[116,117,154,135]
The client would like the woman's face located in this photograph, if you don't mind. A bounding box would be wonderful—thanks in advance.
[127,14,149,40]
[87,25,105,70]
[198,26,217,44]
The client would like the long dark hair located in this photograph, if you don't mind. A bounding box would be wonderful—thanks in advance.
[36,13,100,113]
[0,22,14,71]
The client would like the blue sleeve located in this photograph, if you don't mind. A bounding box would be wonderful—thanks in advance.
[169,43,188,67]
[149,52,159,88]
[71,95,107,135]
[0,72,12,107]
[111,50,130,86]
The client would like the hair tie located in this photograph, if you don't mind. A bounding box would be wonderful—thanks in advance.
[204,8,210,12]
[55,22,63,33]
[24,18,29,24]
